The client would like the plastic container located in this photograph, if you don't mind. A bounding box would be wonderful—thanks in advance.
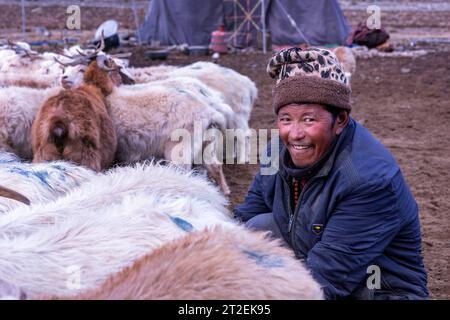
[188,46,210,56]
[210,25,229,54]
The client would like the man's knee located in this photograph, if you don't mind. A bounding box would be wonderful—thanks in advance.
[245,213,287,245]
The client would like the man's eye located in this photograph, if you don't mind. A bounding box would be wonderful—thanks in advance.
[280,118,290,122]
[304,117,315,122]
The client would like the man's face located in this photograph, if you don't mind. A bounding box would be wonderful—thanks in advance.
[277,104,344,167]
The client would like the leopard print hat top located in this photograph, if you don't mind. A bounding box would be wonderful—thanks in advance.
[267,47,351,113]
[267,47,348,85]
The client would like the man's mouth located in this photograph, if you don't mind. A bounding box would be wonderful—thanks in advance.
[290,143,312,151]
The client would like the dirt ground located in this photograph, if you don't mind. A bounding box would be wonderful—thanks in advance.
[1,0,449,299]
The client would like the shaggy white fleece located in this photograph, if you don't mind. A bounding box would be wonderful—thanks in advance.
[0,86,61,159]
[0,162,233,297]
[0,152,96,214]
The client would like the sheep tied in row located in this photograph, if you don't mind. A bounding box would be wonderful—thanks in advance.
[0,157,323,300]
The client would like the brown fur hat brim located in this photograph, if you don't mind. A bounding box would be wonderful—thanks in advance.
[273,75,352,114]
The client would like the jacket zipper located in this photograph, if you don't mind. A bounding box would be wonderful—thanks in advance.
[288,177,311,233]
[289,178,315,251]
[287,177,296,232]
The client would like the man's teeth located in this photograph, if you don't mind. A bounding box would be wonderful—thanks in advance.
[292,144,310,150]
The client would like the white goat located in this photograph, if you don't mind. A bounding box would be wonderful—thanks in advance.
[0,44,96,88]
[124,65,177,83]
[126,61,257,163]
[0,86,62,159]
[0,45,61,88]
[0,49,66,88]
[0,163,233,298]
[126,62,257,128]
[106,80,230,194]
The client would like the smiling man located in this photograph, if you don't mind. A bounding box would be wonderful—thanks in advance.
[234,47,428,300]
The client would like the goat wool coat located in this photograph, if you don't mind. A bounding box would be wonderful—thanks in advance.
[234,118,428,299]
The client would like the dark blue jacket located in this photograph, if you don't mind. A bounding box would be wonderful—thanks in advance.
[234,118,428,299]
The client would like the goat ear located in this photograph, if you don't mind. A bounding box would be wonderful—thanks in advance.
[0,185,31,205]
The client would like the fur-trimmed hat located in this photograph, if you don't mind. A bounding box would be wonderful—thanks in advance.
[267,47,351,114]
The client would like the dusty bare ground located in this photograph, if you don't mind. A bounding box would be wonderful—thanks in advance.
[1,1,449,299]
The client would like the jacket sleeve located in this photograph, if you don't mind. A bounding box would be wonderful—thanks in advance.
[233,171,273,223]
[306,179,402,299]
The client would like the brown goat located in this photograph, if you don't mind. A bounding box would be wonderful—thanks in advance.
[31,56,117,172]
[49,227,323,300]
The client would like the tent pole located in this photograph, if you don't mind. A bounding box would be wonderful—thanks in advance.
[261,0,266,54]
[131,0,142,44]
[278,1,310,45]
[233,0,237,47]
[21,0,26,39]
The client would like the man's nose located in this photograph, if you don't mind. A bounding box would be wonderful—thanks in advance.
[289,122,306,140]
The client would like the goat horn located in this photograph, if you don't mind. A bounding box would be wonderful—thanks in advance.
[54,56,69,66]
[8,41,39,56]
[23,47,38,55]
[0,185,31,205]
[110,52,132,58]
[96,30,106,53]
[87,43,98,49]
[59,52,76,59]
[76,48,88,56]
[77,33,105,61]
[54,56,86,67]
[23,50,39,60]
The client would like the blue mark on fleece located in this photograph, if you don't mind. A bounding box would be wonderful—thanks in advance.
[169,216,194,233]
[50,164,67,182]
[198,88,209,97]
[175,88,190,95]
[0,152,20,164]
[0,158,18,164]
[50,164,67,172]
[8,167,50,187]
[242,249,284,268]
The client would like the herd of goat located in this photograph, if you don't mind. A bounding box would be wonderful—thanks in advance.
[0,41,261,195]
[0,40,356,300]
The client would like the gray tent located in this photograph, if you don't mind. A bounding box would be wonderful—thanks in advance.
[138,0,351,48]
